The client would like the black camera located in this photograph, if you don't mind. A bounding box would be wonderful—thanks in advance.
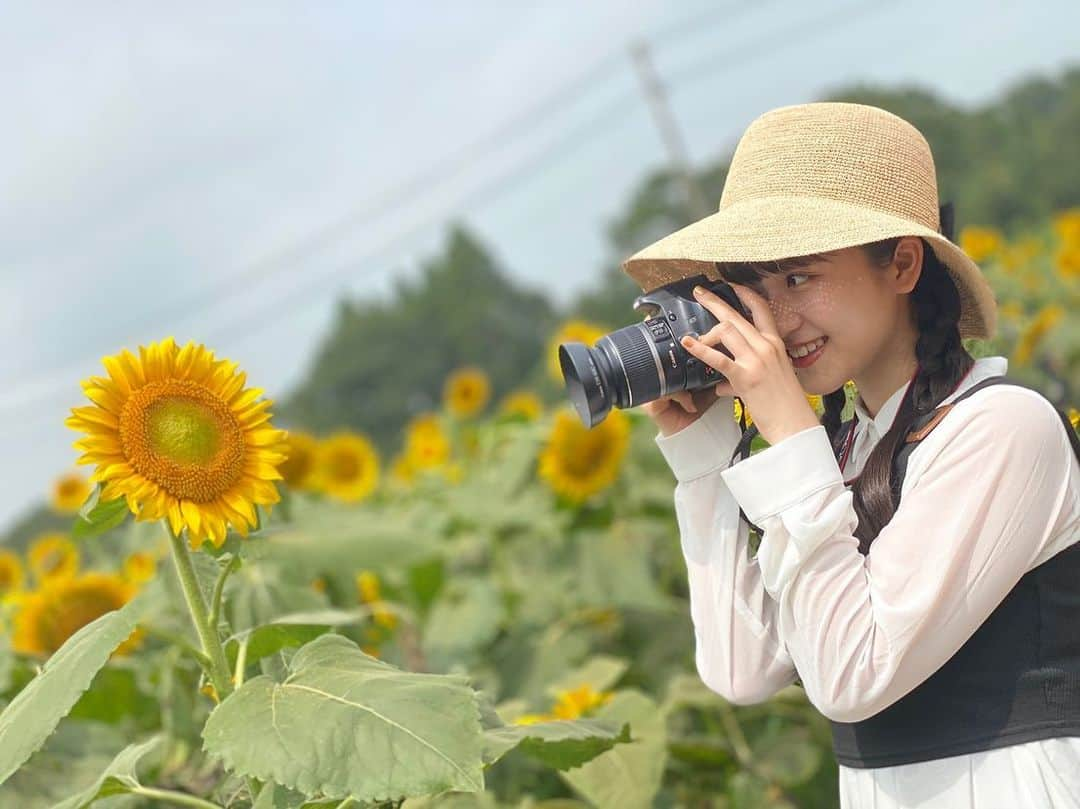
[558,274,753,428]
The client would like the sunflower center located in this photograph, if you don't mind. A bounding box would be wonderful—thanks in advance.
[40,583,126,654]
[120,380,246,503]
[328,450,361,481]
[147,398,223,463]
[59,479,81,496]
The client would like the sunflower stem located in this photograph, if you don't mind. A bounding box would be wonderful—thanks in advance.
[207,554,240,633]
[130,786,225,809]
[165,525,233,701]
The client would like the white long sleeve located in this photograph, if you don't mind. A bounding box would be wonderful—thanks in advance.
[654,397,798,704]
[715,380,1079,724]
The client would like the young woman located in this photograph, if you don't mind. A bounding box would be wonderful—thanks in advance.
[630,102,1080,808]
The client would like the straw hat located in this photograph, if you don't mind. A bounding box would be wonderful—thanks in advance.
[621,102,997,340]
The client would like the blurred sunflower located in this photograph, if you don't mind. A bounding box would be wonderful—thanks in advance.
[999,301,1024,322]
[1053,208,1080,247]
[1000,237,1043,275]
[122,551,156,584]
[499,390,544,421]
[538,408,631,502]
[551,684,613,720]
[546,320,609,382]
[312,432,380,503]
[733,397,753,427]
[959,226,1003,263]
[403,414,452,471]
[65,337,290,550]
[0,550,25,598]
[27,534,79,583]
[389,454,416,486]
[1055,247,1080,282]
[443,367,491,418]
[1069,408,1079,432]
[356,570,397,630]
[1013,305,1065,366]
[279,431,320,491]
[50,472,92,514]
[12,572,141,657]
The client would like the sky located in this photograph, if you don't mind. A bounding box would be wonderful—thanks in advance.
[2,0,1078,533]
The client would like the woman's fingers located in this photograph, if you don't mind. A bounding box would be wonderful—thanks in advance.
[680,323,747,380]
[692,286,771,351]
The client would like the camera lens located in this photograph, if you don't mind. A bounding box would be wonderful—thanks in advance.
[558,320,670,428]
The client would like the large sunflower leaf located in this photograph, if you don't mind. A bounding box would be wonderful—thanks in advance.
[560,690,668,809]
[483,719,632,771]
[0,581,158,786]
[50,735,160,809]
[202,633,485,802]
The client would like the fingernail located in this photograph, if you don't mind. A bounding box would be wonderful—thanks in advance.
[693,286,705,296]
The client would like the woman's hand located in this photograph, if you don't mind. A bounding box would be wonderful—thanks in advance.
[641,386,726,438]
[679,283,820,446]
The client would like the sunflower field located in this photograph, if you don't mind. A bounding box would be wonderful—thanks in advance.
[0,209,1077,809]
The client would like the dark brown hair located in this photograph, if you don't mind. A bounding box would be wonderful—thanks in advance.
[717,238,975,553]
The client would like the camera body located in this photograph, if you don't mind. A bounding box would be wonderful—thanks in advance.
[558,273,754,428]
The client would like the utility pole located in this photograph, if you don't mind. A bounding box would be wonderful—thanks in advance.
[629,40,712,220]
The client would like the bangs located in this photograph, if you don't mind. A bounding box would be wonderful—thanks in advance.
[715,252,833,289]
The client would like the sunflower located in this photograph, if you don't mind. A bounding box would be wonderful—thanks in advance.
[27,533,79,583]
[1069,408,1079,432]
[312,431,380,503]
[1055,247,1080,282]
[959,226,1003,264]
[1013,305,1065,365]
[403,414,451,471]
[1053,208,1080,247]
[733,398,753,427]
[50,472,92,514]
[122,551,156,584]
[356,570,397,630]
[389,453,416,486]
[499,390,544,421]
[547,320,609,382]
[443,367,491,418]
[538,408,631,503]
[65,337,289,550]
[12,572,141,657]
[0,550,25,596]
[279,430,320,491]
[550,684,614,720]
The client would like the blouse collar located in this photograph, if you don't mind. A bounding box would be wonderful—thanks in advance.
[852,355,1010,442]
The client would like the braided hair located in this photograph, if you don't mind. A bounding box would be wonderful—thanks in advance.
[718,237,975,554]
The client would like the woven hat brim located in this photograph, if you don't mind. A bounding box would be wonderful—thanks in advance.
[621,196,997,341]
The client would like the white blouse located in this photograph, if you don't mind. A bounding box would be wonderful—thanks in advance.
[653,355,1080,808]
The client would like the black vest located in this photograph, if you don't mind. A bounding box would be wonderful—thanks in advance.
[827,374,1080,768]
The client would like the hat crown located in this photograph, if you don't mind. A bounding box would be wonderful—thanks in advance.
[719,102,940,231]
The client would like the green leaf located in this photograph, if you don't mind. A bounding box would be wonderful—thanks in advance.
[483,718,631,770]
[202,633,485,802]
[254,781,308,809]
[547,655,628,697]
[0,721,128,808]
[561,690,667,809]
[0,581,157,785]
[660,672,725,716]
[50,736,160,809]
[752,728,821,788]
[421,579,503,669]
[71,485,129,539]
[226,609,372,669]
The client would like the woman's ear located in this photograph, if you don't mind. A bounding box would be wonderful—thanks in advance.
[892,237,923,294]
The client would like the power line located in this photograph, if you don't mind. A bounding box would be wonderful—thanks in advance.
[2,0,894,418]
[1,3,762,408]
